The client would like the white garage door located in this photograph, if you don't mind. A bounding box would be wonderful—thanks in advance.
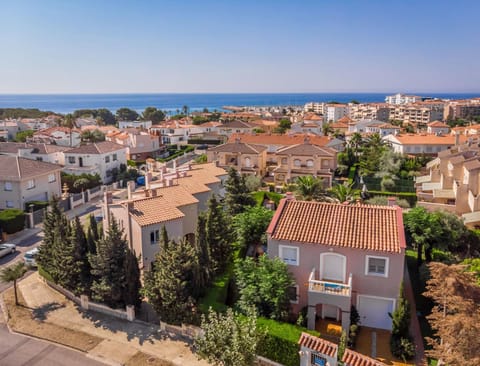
[357,295,395,330]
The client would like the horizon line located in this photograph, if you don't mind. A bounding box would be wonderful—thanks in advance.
[1,91,480,96]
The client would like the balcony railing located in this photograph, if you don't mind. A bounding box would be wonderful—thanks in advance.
[308,268,352,297]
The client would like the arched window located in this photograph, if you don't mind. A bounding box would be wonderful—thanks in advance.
[307,159,314,167]
[294,159,301,167]
[245,157,251,167]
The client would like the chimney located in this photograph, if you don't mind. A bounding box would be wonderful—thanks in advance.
[387,197,397,206]
[285,192,294,201]
[173,160,177,170]
[144,189,150,198]
[151,189,157,197]
[126,201,134,212]
[145,172,152,189]
[455,130,460,146]
[127,180,135,200]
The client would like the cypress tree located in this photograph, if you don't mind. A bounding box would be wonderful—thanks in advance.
[90,216,128,308]
[50,210,71,283]
[89,214,100,241]
[123,248,142,309]
[70,216,91,294]
[38,196,65,276]
[192,213,211,298]
[224,168,255,216]
[86,227,97,255]
[206,195,232,275]
[143,238,197,325]
[160,225,169,250]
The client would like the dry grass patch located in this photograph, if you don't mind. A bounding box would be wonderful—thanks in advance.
[3,288,102,352]
[125,351,175,366]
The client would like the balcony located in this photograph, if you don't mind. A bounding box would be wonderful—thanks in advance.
[308,268,352,297]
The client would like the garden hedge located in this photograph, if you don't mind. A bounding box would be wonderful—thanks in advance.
[256,317,320,366]
[0,209,25,234]
[24,200,49,212]
[367,190,417,207]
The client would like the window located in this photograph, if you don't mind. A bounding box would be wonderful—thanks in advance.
[288,285,299,304]
[294,159,301,167]
[36,157,43,161]
[279,245,299,266]
[105,156,110,163]
[150,229,160,244]
[281,158,287,165]
[26,179,35,190]
[6,201,14,208]
[68,156,76,164]
[306,159,314,167]
[365,255,389,277]
[113,154,117,161]
[48,174,56,183]
[244,157,251,167]
[4,182,12,191]
[322,159,329,168]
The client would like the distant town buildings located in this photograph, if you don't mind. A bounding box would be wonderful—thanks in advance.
[385,93,423,105]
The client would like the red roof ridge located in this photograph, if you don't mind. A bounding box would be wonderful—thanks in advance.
[298,332,337,358]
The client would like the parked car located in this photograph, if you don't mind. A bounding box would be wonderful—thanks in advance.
[0,243,16,258]
[24,247,39,267]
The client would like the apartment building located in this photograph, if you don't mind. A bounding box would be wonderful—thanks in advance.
[444,98,480,120]
[387,104,444,125]
[385,93,422,105]
[267,198,405,333]
[348,103,390,122]
[325,104,348,122]
[304,102,326,115]
[416,137,480,227]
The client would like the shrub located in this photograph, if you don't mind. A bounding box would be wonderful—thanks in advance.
[366,190,417,207]
[256,317,320,366]
[381,176,396,191]
[24,200,49,212]
[366,195,410,208]
[390,336,415,360]
[38,264,54,282]
[0,209,25,234]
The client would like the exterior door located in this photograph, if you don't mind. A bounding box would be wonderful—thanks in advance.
[320,253,346,282]
[357,295,395,330]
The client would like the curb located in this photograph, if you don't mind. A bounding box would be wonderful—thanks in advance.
[86,352,123,366]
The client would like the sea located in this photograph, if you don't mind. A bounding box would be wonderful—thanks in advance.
[0,93,478,115]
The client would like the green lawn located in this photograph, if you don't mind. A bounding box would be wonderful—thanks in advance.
[198,268,231,313]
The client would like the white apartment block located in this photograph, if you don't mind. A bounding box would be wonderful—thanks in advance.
[385,93,423,105]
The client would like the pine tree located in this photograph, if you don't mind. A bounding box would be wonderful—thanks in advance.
[224,167,255,216]
[123,248,142,309]
[143,238,197,325]
[90,216,129,308]
[55,221,81,291]
[206,195,232,275]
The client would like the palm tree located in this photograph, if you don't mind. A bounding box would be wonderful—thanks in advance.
[0,262,28,306]
[329,182,358,203]
[294,176,325,201]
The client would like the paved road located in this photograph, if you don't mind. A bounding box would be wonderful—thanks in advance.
[0,324,106,366]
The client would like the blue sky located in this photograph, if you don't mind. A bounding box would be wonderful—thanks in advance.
[0,0,478,93]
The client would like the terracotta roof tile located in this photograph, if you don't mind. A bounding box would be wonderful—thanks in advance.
[428,120,449,127]
[392,134,467,145]
[298,333,337,358]
[342,349,387,366]
[208,141,267,154]
[66,141,126,154]
[268,200,404,253]
[227,133,333,147]
[0,155,62,181]
[276,142,335,156]
[127,196,185,226]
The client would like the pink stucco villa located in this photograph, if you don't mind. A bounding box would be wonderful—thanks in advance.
[266,195,406,333]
